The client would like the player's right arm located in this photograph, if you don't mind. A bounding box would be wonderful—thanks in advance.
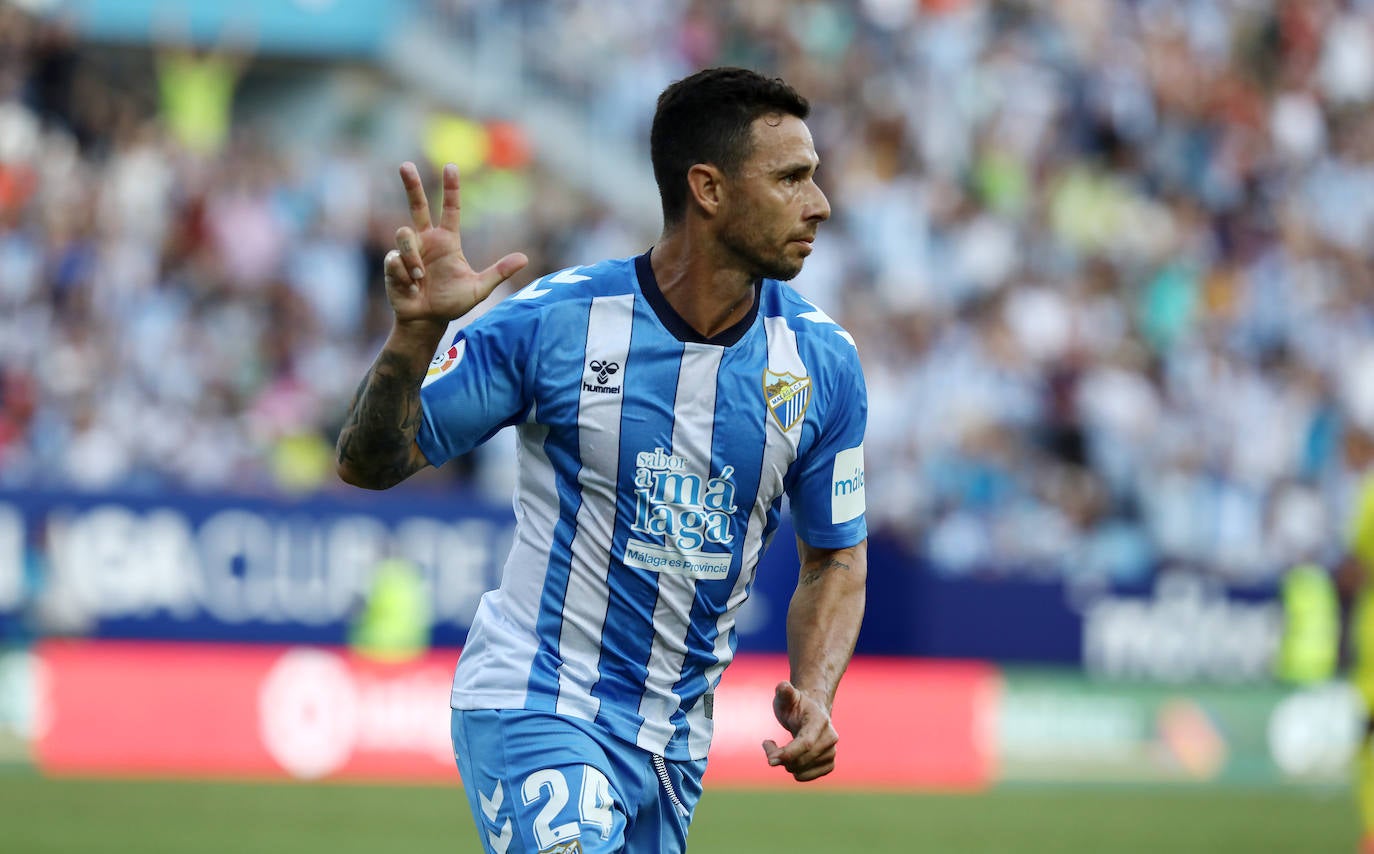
[336,161,527,490]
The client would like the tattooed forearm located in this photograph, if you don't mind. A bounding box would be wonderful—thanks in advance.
[336,350,430,489]
[788,539,867,710]
[800,558,851,587]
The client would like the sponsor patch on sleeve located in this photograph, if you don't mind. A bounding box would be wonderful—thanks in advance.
[831,444,865,524]
[422,339,466,387]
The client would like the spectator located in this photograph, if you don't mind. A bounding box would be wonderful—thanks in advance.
[5,0,1374,588]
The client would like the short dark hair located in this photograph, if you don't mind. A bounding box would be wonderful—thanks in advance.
[650,67,810,227]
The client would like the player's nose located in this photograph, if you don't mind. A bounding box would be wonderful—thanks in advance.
[806,184,831,223]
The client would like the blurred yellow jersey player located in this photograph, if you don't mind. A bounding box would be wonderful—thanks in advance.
[1341,429,1374,854]
[1279,427,1374,851]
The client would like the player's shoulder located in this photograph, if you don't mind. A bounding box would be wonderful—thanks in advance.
[477,256,638,333]
[761,280,859,358]
[506,256,639,307]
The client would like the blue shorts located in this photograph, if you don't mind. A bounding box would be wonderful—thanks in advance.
[451,708,708,853]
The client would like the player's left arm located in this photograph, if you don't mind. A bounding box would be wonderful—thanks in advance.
[766,319,868,781]
[763,536,867,782]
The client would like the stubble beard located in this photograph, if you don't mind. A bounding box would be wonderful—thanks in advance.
[720,220,806,282]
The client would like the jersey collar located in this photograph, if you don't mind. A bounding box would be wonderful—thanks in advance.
[634,251,760,347]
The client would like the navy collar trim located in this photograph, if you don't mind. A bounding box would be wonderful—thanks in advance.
[634,251,760,347]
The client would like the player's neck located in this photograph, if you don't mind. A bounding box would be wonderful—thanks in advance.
[650,231,758,341]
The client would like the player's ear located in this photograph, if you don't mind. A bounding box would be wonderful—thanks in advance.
[686,163,724,218]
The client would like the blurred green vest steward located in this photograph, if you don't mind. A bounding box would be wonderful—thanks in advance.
[349,557,431,663]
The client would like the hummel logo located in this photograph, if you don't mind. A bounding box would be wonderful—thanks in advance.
[583,358,622,395]
[589,360,619,384]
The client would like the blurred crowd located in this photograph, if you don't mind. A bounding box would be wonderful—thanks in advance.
[4,0,1374,587]
[0,0,603,499]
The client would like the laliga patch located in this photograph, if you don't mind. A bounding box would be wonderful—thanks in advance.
[422,339,466,387]
[831,444,865,523]
[763,369,812,432]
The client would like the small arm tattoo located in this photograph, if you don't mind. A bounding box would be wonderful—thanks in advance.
[336,351,429,488]
[800,557,851,587]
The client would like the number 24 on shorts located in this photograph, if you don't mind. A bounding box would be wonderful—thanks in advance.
[486,765,614,853]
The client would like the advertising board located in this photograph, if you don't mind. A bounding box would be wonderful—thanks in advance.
[34,642,997,789]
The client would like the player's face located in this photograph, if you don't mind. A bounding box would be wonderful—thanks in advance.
[717,114,831,281]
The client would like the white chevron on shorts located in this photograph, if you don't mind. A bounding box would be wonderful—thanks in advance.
[480,781,512,854]
[480,781,504,822]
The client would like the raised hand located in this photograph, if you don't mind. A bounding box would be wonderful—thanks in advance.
[384,161,529,329]
[761,680,839,782]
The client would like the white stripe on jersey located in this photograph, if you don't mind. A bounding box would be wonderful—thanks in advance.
[634,343,724,754]
[554,295,636,720]
[451,420,556,711]
[687,316,807,757]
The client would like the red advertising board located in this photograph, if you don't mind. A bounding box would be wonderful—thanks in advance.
[706,654,996,789]
[35,642,995,789]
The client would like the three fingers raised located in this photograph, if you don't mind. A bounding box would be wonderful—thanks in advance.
[391,161,529,309]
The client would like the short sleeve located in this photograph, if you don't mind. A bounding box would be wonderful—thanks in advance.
[416,301,539,467]
[786,346,868,549]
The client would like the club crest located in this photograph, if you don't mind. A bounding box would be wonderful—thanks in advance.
[763,369,812,431]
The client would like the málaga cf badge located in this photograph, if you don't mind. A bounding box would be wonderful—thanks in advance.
[763,369,812,431]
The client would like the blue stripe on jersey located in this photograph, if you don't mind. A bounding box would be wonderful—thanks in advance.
[523,302,593,712]
[664,336,773,751]
[592,299,685,738]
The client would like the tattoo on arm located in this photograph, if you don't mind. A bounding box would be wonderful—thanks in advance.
[800,558,851,587]
[336,351,429,488]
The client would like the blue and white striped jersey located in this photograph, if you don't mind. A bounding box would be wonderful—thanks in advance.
[418,252,867,761]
